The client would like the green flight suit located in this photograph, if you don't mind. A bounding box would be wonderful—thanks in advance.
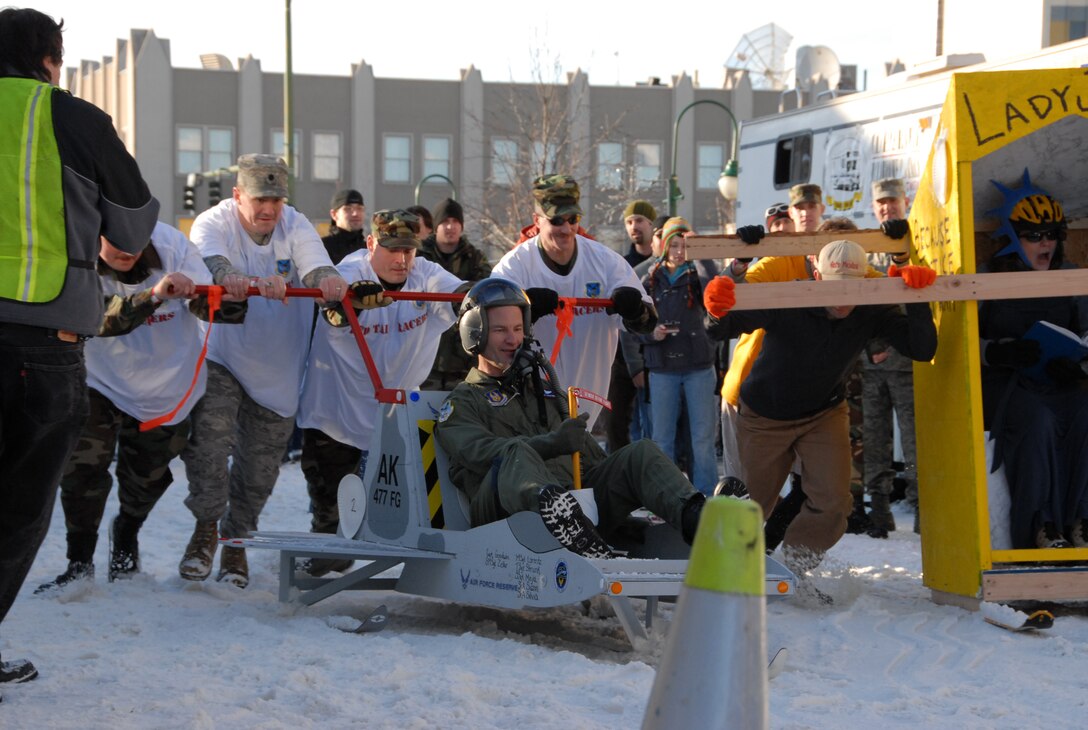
[435,366,697,534]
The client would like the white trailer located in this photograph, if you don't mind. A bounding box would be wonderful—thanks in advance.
[736,38,1088,228]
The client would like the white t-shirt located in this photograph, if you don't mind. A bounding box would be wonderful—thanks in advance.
[190,199,333,417]
[492,235,649,425]
[85,222,212,425]
[297,251,463,450]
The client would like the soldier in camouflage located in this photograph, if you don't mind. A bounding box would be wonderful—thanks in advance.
[36,223,244,592]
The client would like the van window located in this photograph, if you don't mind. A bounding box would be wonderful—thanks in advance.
[773,133,813,189]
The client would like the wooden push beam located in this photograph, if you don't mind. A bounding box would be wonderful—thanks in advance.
[685,229,909,260]
[728,269,1088,311]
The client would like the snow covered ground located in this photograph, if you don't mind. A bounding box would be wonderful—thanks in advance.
[4,460,1087,728]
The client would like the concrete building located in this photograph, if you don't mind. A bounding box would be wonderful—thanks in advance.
[67,29,782,257]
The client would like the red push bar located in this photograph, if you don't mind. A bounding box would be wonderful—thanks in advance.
[191,285,613,308]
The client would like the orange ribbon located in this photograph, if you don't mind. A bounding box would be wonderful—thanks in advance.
[549,297,577,365]
[139,286,221,432]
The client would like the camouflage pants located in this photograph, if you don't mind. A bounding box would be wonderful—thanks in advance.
[181,361,295,539]
[862,368,918,506]
[846,362,865,498]
[300,428,364,534]
[59,388,188,561]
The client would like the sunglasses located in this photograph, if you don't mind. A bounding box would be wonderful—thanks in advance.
[765,203,790,218]
[1019,229,1063,243]
[547,214,581,227]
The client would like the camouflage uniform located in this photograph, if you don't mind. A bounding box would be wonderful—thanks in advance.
[435,366,697,534]
[862,341,919,508]
[60,388,189,561]
[418,233,492,390]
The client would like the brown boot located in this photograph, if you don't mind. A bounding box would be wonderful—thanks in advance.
[178,520,218,581]
[217,546,249,588]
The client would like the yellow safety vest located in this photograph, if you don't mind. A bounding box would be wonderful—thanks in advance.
[0,78,66,303]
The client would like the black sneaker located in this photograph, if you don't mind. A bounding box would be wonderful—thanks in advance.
[0,658,38,684]
[538,486,614,559]
[713,476,749,500]
[34,560,94,594]
[109,515,140,582]
[298,557,355,577]
[765,479,806,554]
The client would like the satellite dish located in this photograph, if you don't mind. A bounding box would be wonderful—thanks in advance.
[727,23,793,90]
[795,45,841,92]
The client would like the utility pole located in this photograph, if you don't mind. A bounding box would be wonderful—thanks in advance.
[284,0,295,200]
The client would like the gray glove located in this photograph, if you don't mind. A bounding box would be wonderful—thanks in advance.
[527,412,589,458]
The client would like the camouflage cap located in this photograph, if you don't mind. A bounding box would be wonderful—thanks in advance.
[789,183,823,207]
[371,209,421,249]
[532,174,583,218]
[871,177,906,201]
[236,153,289,199]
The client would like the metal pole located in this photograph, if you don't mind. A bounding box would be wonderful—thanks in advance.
[668,99,740,217]
[413,174,459,205]
[284,0,295,200]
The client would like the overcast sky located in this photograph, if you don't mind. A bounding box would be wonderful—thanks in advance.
[38,0,944,91]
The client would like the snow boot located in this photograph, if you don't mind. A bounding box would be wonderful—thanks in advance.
[179,520,219,581]
[34,560,94,594]
[866,494,896,539]
[217,546,249,588]
[538,486,614,559]
[845,493,871,535]
[680,493,707,544]
[109,513,142,582]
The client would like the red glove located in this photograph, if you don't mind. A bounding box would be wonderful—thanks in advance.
[888,264,937,289]
[703,276,736,318]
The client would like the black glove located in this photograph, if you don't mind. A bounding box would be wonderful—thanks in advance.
[348,280,390,309]
[985,338,1042,368]
[1045,356,1087,386]
[736,225,765,245]
[608,286,645,319]
[881,219,910,240]
[525,287,559,323]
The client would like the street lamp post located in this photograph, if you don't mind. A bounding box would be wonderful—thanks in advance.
[414,174,459,205]
[668,99,740,217]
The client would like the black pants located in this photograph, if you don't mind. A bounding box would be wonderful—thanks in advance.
[0,325,89,625]
[300,428,363,534]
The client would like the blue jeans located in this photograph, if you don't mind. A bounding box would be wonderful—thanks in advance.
[650,367,719,495]
[0,325,89,625]
[629,386,653,442]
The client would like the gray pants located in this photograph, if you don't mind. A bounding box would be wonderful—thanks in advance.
[182,361,295,539]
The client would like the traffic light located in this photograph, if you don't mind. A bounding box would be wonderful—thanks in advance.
[183,173,201,213]
[208,175,222,207]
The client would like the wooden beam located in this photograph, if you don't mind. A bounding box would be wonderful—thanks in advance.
[685,229,909,260]
[729,270,1088,310]
[983,569,1088,602]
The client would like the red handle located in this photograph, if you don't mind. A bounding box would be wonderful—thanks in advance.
[191,285,613,308]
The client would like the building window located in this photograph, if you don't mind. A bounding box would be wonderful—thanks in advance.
[635,142,661,190]
[491,138,518,186]
[384,134,411,184]
[271,129,301,175]
[423,136,451,179]
[596,142,623,189]
[312,132,341,181]
[207,129,233,171]
[177,127,203,174]
[1050,3,1088,44]
[532,141,558,177]
[697,144,725,190]
[177,126,234,175]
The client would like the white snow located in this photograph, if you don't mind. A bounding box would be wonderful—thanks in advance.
[4,461,1087,728]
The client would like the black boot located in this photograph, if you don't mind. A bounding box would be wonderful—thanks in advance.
[845,492,871,535]
[34,560,95,594]
[680,493,707,544]
[764,474,806,554]
[109,512,142,582]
